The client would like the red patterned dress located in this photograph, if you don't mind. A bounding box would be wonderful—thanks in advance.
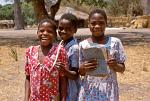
[25,44,68,101]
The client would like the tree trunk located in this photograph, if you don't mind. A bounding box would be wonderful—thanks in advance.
[32,0,49,22]
[31,0,61,22]
[14,0,24,30]
[50,0,61,19]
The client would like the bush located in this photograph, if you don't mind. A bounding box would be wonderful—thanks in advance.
[22,2,36,25]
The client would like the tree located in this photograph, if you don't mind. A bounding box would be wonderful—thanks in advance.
[14,0,24,29]
[22,2,36,25]
[0,4,13,20]
[106,0,129,16]
[26,0,61,22]
[106,0,143,16]
[79,0,107,7]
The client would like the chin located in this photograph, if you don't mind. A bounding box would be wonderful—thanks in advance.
[40,41,52,47]
[93,32,104,37]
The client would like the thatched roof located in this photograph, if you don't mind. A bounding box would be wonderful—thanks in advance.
[55,7,89,20]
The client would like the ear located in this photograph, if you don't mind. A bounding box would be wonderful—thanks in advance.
[37,30,38,34]
[88,24,90,28]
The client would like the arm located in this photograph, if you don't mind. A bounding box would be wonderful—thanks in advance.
[24,75,30,101]
[55,62,79,80]
[107,58,125,73]
[60,75,67,101]
[64,45,79,79]
[62,67,78,80]
[56,45,79,79]
[107,38,126,73]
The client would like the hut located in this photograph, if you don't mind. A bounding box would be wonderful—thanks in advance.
[0,20,14,29]
[55,7,89,28]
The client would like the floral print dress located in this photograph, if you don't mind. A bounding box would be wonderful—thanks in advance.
[25,44,68,101]
[78,37,126,101]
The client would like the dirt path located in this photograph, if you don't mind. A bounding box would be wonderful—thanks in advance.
[0,28,150,46]
[0,28,150,101]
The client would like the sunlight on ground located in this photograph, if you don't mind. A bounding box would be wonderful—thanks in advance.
[0,43,150,101]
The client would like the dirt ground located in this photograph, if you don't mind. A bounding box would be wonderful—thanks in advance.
[0,28,150,101]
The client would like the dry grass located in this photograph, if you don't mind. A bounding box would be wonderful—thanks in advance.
[0,42,150,101]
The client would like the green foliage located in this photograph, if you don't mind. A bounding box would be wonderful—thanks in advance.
[21,2,36,25]
[61,0,107,14]
[106,0,121,16]
[106,0,143,16]
[0,2,36,25]
[0,4,13,20]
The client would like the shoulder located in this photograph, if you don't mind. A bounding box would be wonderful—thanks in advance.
[70,43,79,50]
[26,45,39,53]
[79,38,89,46]
[66,38,79,50]
[79,38,91,49]
[110,37,121,42]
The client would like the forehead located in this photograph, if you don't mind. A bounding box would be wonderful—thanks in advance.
[90,13,105,21]
[59,19,72,26]
[40,22,53,27]
[39,22,55,29]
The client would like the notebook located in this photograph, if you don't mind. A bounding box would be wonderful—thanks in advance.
[82,46,110,76]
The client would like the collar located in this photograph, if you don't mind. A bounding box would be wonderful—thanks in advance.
[64,38,77,50]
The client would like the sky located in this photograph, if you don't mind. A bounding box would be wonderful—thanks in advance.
[0,0,13,6]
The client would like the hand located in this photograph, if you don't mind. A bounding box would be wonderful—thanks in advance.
[107,57,117,70]
[79,59,98,75]
[55,61,66,72]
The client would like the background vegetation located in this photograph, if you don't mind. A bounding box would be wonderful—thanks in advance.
[0,0,144,26]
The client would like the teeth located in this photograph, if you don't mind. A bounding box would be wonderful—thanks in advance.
[41,38,48,40]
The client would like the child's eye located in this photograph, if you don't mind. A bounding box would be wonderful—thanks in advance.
[99,21,105,25]
[39,29,44,32]
[90,22,96,26]
[47,30,54,34]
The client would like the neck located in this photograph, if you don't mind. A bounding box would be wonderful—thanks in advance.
[92,34,105,44]
[40,44,52,55]
[63,37,74,46]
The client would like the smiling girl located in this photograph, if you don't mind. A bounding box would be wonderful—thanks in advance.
[78,9,126,101]
[24,19,68,101]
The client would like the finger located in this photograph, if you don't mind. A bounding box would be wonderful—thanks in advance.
[86,66,97,71]
[56,62,65,67]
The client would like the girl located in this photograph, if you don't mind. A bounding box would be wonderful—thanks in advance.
[24,19,68,101]
[78,9,126,101]
[58,13,80,101]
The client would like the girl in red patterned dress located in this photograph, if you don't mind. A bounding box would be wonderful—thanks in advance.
[24,19,68,101]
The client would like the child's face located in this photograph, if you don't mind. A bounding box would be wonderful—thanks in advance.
[58,19,76,41]
[89,13,106,37]
[37,22,56,46]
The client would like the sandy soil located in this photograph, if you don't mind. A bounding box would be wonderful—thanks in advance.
[0,29,150,101]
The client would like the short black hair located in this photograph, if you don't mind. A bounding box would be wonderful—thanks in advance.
[89,9,107,24]
[38,18,57,31]
[60,13,78,29]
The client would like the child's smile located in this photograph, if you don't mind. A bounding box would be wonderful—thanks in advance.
[37,22,56,46]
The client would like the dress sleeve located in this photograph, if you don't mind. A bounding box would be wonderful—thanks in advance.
[79,43,84,66]
[25,47,31,75]
[115,39,126,63]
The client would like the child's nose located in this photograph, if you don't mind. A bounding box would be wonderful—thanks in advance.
[95,24,101,28]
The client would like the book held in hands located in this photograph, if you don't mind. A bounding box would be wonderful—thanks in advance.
[82,45,110,76]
